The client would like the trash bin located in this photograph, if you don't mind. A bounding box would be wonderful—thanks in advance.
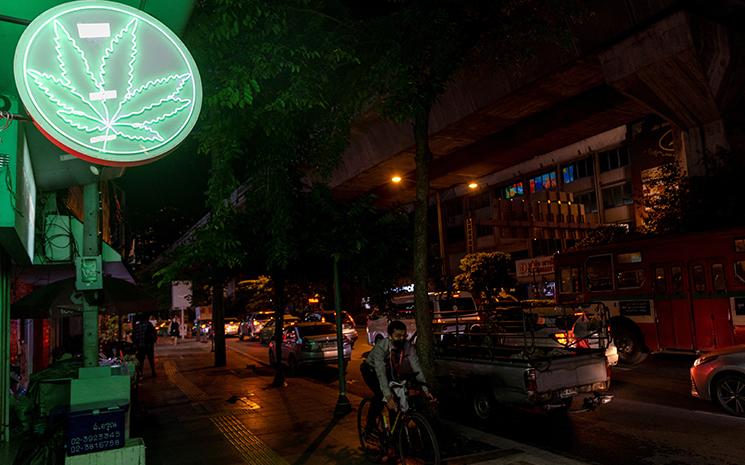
[65,404,127,456]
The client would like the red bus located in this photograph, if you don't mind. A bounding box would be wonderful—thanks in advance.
[554,228,745,363]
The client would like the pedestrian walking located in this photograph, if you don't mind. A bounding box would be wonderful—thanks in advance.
[132,314,157,378]
[170,316,181,345]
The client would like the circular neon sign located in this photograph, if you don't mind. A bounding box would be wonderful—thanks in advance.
[14,0,202,166]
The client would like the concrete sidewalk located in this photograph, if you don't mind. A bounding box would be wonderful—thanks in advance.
[134,339,591,465]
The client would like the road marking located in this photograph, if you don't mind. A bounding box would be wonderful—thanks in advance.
[611,398,745,423]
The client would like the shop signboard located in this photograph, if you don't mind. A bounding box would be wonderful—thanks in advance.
[516,256,554,282]
[14,0,202,167]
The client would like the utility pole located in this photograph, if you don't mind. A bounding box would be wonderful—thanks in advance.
[79,181,102,367]
[0,251,10,443]
[333,255,351,416]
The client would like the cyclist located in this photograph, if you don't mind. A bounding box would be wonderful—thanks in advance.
[361,320,434,434]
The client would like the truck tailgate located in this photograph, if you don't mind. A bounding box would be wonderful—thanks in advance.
[535,354,608,392]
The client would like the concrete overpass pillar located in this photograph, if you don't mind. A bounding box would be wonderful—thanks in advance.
[599,11,743,176]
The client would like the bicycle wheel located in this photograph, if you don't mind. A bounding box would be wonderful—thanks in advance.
[357,397,384,455]
[397,412,441,465]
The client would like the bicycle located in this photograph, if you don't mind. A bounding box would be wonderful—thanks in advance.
[357,380,441,465]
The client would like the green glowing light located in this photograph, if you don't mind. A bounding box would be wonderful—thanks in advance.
[14,0,202,166]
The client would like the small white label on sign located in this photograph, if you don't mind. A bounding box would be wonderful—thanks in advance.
[77,23,111,38]
[90,134,117,143]
[89,90,117,101]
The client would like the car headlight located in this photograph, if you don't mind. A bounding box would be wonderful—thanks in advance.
[693,355,718,367]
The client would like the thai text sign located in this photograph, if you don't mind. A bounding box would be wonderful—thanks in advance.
[516,256,555,279]
[66,407,125,455]
[14,0,202,166]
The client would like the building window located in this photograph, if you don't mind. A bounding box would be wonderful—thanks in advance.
[562,157,594,184]
[469,192,491,210]
[598,146,630,173]
[585,254,613,291]
[574,190,598,213]
[446,225,465,244]
[529,171,557,194]
[476,225,493,237]
[444,199,463,217]
[504,182,524,199]
[602,182,633,209]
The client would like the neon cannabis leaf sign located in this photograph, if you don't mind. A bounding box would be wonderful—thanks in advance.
[14,0,202,166]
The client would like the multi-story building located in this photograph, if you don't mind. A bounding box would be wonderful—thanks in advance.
[330,2,740,295]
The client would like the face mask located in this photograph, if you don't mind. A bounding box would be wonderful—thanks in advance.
[392,339,405,350]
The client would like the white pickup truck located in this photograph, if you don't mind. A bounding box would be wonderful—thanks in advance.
[434,302,614,420]
[366,291,479,345]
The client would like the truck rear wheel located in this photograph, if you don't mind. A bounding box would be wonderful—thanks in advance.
[471,389,493,421]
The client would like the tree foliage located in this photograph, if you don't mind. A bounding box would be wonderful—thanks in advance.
[352,0,586,383]
[453,252,515,303]
[639,148,745,235]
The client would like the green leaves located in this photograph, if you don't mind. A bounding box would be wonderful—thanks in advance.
[27,19,193,149]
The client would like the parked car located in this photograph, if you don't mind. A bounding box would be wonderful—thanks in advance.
[691,344,745,416]
[239,310,274,341]
[268,322,352,374]
[192,319,212,337]
[224,317,240,337]
[303,311,358,347]
[259,315,300,345]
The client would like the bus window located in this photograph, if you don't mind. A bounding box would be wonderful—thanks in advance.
[691,264,706,293]
[559,267,580,293]
[712,264,726,292]
[617,269,645,289]
[586,255,613,292]
[735,239,745,252]
[672,266,683,293]
[654,267,666,293]
[734,260,745,284]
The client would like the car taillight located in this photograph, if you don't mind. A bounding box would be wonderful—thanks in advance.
[524,368,537,394]
[552,332,569,345]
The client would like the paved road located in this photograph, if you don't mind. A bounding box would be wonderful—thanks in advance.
[225,335,745,465]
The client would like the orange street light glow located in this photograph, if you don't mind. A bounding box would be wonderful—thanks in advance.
[391,176,402,183]
[468,182,478,189]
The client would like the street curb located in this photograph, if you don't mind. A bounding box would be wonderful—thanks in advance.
[227,344,271,367]
[443,420,592,465]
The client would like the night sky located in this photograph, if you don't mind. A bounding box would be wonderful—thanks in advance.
[117,140,210,234]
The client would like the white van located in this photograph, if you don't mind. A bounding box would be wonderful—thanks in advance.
[366,291,479,345]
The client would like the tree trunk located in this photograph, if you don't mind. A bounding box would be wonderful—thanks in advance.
[212,281,226,367]
[412,103,435,385]
[270,272,286,387]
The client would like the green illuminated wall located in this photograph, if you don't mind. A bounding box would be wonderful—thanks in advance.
[0,94,36,265]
